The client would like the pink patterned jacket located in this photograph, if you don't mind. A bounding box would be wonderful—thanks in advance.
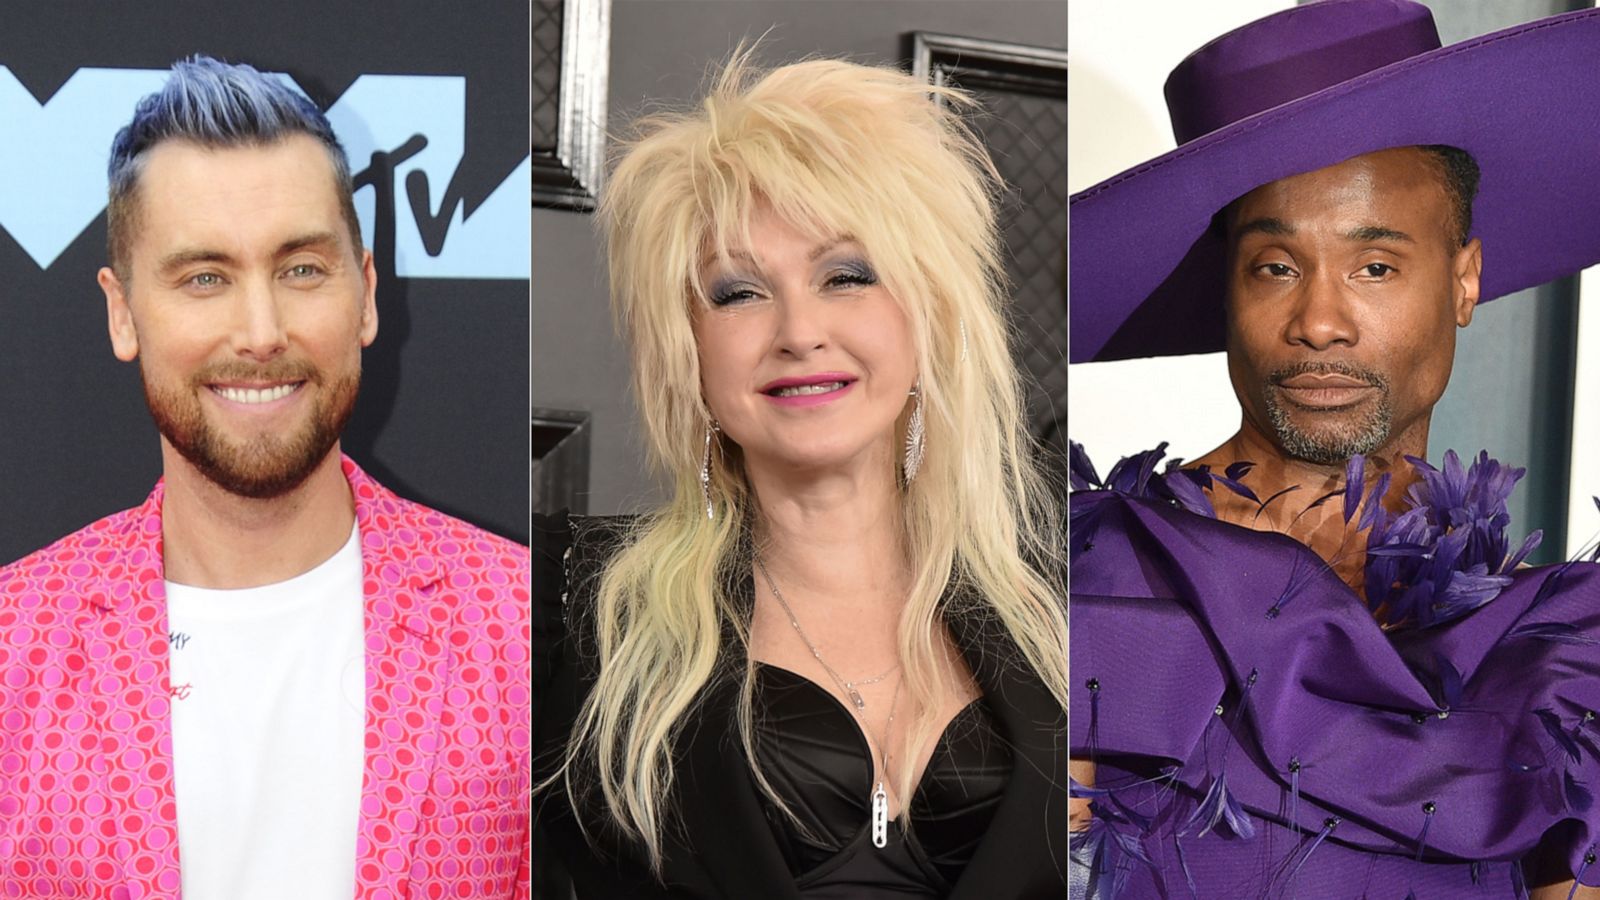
[0,457,531,899]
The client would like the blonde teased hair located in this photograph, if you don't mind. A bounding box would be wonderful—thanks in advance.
[553,51,1067,872]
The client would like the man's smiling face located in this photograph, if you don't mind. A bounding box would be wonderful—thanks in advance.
[1221,146,1481,465]
[100,134,377,498]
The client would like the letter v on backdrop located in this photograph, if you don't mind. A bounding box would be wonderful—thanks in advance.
[0,66,528,279]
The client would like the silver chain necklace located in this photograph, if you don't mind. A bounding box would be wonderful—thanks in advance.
[754,555,903,848]
[869,676,903,848]
[754,556,900,710]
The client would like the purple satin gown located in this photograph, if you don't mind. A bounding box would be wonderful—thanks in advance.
[1069,489,1600,898]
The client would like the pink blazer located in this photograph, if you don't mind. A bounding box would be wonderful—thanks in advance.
[0,457,531,899]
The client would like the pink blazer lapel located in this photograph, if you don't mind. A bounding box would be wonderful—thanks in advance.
[349,463,451,897]
[82,482,184,898]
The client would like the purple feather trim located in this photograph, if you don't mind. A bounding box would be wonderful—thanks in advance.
[1070,807,1154,899]
[1165,469,1218,519]
[1365,543,1434,557]
[1074,443,1221,519]
[1413,803,1435,864]
[1505,529,1544,572]
[1508,621,1600,646]
[1079,445,1558,634]
[1213,474,1260,504]
[1254,484,1302,519]
[1303,487,1344,513]
[1357,471,1391,532]
[1286,817,1340,885]
[1285,757,1303,840]
[1564,770,1593,813]
[1172,834,1200,899]
[1343,455,1365,523]
[1106,789,1154,834]
[1571,845,1597,900]
[1363,449,1538,629]
[1183,772,1255,840]
[1069,440,1102,491]
[1434,653,1463,711]
[1099,442,1169,496]
[1578,722,1600,762]
[1070,777,1108,799]
[1535,708,1583,763]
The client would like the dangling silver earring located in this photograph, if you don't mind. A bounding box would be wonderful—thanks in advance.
[700,420,719,520]
[959,318,969,363]
[903,383,924,486]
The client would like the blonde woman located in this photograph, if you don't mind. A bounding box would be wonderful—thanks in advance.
[533,56,1067,899]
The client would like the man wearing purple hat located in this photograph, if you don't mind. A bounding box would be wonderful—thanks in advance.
[1070,2,1600,897]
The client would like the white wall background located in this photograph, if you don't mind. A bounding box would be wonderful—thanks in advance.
[1066,0,1289,472]
[1570,266,1600,558]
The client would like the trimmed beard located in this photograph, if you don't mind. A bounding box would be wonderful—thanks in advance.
[141,359,359,499]
[1262,361,1392,465]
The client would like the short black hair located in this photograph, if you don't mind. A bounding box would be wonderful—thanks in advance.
[1419,144,1479,247]
[1212,144,1481,247]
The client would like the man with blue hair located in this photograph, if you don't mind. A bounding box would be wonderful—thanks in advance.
[0,57,530,898]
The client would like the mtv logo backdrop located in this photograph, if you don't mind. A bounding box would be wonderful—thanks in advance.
[0,2,530,560]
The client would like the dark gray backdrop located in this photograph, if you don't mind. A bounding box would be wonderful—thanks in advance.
[0,1,531,561]
[531,0,1069,516]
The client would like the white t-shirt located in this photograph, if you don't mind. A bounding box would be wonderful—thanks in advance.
[165,525,365,899]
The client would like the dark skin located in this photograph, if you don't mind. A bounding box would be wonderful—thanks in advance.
[1190,146,1480,595]
[1072,147,1482,843]
[1185,147,1593,899]
[1074,149,1594,894]
[1076,149,1600,893]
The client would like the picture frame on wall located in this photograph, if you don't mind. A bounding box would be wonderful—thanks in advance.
[533,0,612,211]
[911,31,1068,455]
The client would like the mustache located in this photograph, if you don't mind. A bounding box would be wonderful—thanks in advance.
[188,359,320,386]
[1267,360,1388,389]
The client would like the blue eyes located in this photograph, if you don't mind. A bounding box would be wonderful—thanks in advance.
[708,261,879,307]
[182,263,326,291]
[710,283,758,306]
[827,265,878,289]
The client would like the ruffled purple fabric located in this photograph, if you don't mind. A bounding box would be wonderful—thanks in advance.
[1069,490,1600,898]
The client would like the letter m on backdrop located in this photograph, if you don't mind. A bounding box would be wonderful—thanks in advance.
[0,66,528,279]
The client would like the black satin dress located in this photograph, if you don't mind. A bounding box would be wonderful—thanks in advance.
[752,663,1012,898]
[535,513,1067,899]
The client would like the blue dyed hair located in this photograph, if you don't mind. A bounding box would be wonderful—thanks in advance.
[106,55,363,275]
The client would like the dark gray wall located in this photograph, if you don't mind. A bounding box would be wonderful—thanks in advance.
[1,1,531,557]
[532,0,1069,515]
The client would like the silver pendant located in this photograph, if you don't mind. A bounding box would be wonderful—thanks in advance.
[847,687,866,710]
[871,782,888,848]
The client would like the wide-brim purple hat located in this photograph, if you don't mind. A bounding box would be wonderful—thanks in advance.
[1070,0,1600,363]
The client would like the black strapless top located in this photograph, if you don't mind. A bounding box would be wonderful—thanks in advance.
[751,663,1012,898]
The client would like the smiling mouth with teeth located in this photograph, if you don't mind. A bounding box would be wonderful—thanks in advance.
[768,381,848,397]
[212,383,302,405]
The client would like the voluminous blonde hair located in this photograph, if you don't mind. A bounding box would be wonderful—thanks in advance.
[554,51,1068,872]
